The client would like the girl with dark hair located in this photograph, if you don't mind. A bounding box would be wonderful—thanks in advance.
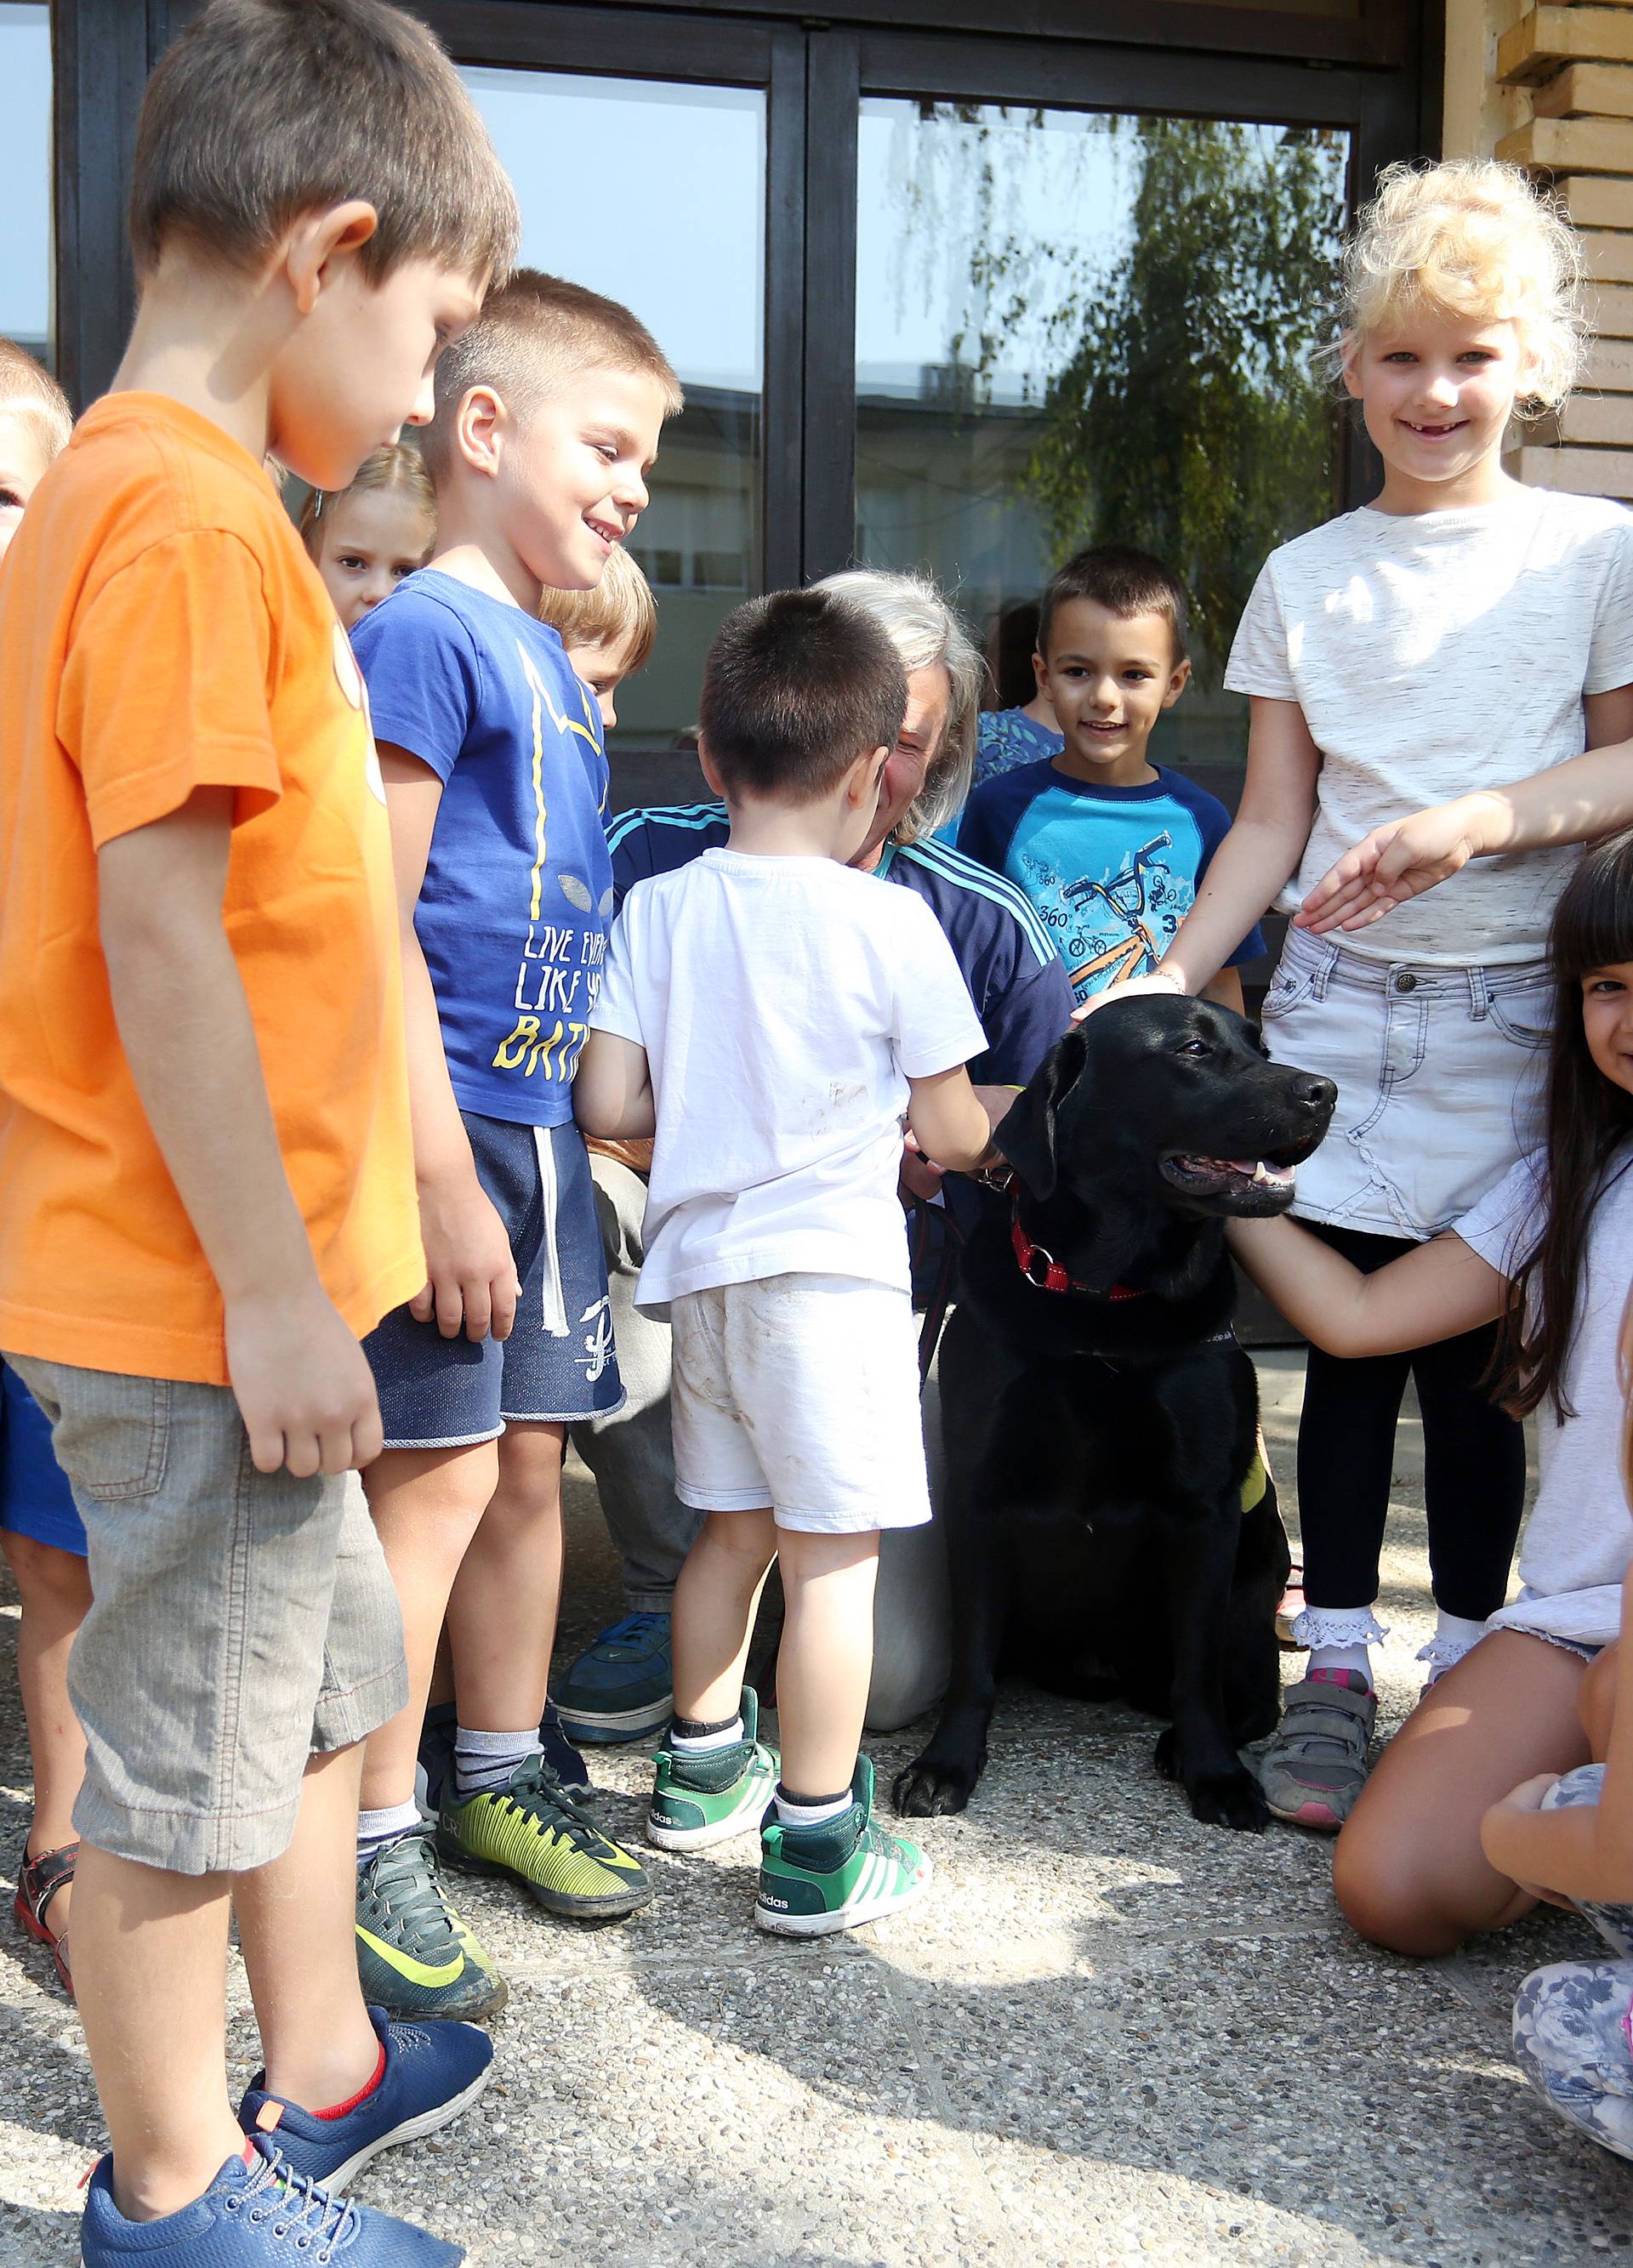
[1229,828,1633,1959]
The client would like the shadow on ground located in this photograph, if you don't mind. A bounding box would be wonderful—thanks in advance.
[0,1356,1624,2266]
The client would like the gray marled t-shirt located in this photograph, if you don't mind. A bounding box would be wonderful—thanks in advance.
[1227,486,1633,965]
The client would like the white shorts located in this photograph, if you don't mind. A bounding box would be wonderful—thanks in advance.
[669,1274,931,1534]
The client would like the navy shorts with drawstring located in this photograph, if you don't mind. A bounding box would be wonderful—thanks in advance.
[366,1112,625,1447]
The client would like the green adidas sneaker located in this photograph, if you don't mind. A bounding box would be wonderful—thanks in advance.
[647,1687,779,1852]
[756,1756,932,1939]
[355,1827,507,2023]
[438,1753,653,1922]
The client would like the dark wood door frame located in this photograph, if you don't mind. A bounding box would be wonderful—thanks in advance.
[57,0,1431,564]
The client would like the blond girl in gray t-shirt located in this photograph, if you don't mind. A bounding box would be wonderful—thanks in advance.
[1099,160,1633,1824]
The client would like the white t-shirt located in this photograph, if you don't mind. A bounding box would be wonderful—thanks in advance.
[1456,1149,1633,1647]
[1226,486,1633,966]
[590,848,987,1309]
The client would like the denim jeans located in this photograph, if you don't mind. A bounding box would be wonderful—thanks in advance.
[1260,925,1550,1241]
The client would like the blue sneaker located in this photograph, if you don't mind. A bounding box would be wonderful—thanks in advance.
[554,1612,673,1743]
[82,2139,463,2261]
[237,2005,491,2193]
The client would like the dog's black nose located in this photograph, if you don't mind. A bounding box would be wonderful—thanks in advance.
[1292,1075,1337,1112]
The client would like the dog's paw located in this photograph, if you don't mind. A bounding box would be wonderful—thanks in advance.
[1186,1766,1271,1834]
[893,1755,976,1817]
[1152,1726,1181,1782]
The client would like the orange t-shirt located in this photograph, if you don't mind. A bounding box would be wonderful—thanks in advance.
[0,393,423,1384]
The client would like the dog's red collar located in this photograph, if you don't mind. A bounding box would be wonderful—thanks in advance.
[1010,1199,1148,1301]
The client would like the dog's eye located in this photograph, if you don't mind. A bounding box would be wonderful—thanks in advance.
[1177,1037,1210,1057]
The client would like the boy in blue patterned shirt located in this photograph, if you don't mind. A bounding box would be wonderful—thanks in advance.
[959,547,1263,1009]
[350,272,680,2021]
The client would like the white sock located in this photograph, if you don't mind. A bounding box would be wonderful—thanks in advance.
[775,1786,853,1827]
[1423,1610,1488,1683]
[454,1725,541,1799]
[1309,1642,1373,1687]
[356,1798,422,1868]
[670,1715,743,1755]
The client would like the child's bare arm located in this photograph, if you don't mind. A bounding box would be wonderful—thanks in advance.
[574,1031,656,1140]
[1300,683,1633,935]
[1226,1214,1508,1356]
[381,747,519,1344]
[1201,967,1246,1015]
[1482,1564,1633,1907]
[907,1066,995,1175]
[1154,699,1319,995]
[98,787,383,1476]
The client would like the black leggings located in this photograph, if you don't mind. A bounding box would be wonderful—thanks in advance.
[1296,1222,1526,1623]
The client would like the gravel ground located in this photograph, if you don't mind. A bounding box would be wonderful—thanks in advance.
[0,1352,1628,2265]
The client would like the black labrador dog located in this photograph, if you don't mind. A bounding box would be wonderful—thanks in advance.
[894,993,1334,1833]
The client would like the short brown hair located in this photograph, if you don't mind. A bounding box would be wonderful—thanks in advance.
[699,589,906,804]
[421,270,682,480]
[0,340,71,462]
[130,0,519,287]
[1038,544,1191,664]
[299,440,436,559]
[539,545,657,675]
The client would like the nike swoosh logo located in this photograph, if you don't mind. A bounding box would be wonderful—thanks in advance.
[356,1924,465,1990]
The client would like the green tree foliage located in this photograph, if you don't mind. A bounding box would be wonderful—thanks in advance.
[1021,118,1347,676]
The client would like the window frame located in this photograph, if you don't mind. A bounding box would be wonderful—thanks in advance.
[59,0,1430,570]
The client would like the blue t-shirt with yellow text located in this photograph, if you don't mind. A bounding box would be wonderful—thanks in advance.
[353,569,613,1126]
[957,759,1264,1005]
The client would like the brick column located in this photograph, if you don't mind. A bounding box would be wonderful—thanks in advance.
[1465,0,1633,497]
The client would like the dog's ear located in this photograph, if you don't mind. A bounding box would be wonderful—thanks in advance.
[994,1032,1087,1202]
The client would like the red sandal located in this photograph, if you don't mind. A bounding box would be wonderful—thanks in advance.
[14,1839,76,1997]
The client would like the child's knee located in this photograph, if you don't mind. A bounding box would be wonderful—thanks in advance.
[701,1508,776,1572]
[1333,1818,1483,1958]
[2,1532,90,1611]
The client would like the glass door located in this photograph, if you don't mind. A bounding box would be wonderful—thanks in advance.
[852,97,1351,786]
[461,65,767,787]
[0,3,53,367]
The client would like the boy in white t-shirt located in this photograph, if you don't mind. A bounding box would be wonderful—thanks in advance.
[574,588,993,1935]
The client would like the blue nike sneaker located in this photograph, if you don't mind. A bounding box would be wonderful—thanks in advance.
[554,1611,673,1743]
[237,2005,492,2193]
[81,2140,463,2262]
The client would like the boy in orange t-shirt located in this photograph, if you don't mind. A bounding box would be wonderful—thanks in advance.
[0,4,520,2261]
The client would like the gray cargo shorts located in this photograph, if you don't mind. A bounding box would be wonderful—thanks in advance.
[8,1355,407,1876]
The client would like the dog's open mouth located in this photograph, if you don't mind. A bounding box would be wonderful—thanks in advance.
[1159,1151,1300,1201]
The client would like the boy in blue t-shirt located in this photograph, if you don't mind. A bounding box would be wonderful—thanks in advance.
[958,546,1263,1009]
[350,271,680,2020]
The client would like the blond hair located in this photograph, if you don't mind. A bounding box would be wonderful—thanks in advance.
[539,544,657,674]
[1341,158,1584,411]
[0,339,71,461]
[299,441,436,560]
[422,269,683,481]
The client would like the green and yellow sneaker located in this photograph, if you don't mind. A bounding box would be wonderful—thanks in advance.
[355,1827,507,2023]
[438,1753,652,1922]
[755,1757,932,1939]
[647,1687,779,1852]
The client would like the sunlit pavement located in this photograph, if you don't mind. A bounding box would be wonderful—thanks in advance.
[0,1354,1623,2266]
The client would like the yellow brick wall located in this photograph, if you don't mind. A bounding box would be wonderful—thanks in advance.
[1443,0,1633,496]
